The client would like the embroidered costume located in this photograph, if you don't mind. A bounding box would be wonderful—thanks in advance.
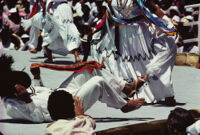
[3,68,127,122]
[45,116,96,135]
[91,0,177,103]
[22,0,81,56]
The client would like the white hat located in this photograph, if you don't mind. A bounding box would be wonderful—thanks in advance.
[185,15,194,21]
[172,15,180,22]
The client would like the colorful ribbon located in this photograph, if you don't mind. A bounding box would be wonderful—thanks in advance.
[106,8,139,27]
[29,0,45,19]
[136,0,177,35]
[94,14,106,29]
[30,58,105,73]
[95,0,177,35]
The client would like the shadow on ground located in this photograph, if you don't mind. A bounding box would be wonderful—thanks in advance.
[94,117,154,123]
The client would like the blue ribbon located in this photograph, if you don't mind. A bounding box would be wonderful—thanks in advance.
[136,0,176,34]
[106,5,139,26]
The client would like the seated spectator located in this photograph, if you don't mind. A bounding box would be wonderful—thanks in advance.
[167,107,200,135]
[45,90,96,135]
[0,0,26,50]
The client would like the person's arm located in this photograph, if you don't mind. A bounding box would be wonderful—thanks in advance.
[4,98,46,123]
[30,67,44,86]
[3,84,48,123]
[142,0,163,17]
[74,96,93,118]
[146,0,175,29]
[74,96,96,128]
[74,96,84,116]
[14,84,32,103]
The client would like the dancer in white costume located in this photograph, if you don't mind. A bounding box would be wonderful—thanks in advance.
[22,0,81,63]
[0,55,146,123]
[90,0,177,105]
[26,0,44,54]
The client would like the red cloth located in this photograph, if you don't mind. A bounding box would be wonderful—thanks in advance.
[29,0,45,19]
[28,2,38,19]
[30,58,105,73]
[94,15,106,29]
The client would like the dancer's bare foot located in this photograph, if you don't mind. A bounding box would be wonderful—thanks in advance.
[75,55,81,63]
[123,75,148,98]
[73,49,81,63]
[29,48,37,53]
[121,98,145,113]
[44,53,55,59]
[43,58,53,63]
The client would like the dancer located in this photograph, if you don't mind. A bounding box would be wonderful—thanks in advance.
[90,0,177,105]
[45,91,96,135]
[0,55,146,123]
[26,0,44,53]
[22,0,81,63]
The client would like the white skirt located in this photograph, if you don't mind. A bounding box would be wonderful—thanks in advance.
[91,18,177,103]
[23,2,81,56]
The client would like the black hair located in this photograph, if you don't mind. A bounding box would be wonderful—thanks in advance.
[0,54,14,73]
[48,90,75,120]
[0,71,32,98]
[4,0,18,9]
[0,54,31,97]
[167,107,195,135]
[169,9,179,18]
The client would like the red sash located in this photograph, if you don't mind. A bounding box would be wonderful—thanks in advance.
[30,58,105,73]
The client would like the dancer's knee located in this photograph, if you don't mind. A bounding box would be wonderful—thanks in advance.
[92,76,105,85]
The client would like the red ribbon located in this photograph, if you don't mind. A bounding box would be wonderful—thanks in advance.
[30,58,105,73]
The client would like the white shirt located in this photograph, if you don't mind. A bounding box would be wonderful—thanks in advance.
[45,115,96,135]
[73,2,83,17]
[3,86,53,123]
[187,120,200,135]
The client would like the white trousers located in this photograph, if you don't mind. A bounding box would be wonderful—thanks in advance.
[28,26,40,49]
[59,69,127,111]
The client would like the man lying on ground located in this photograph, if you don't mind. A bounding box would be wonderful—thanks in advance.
[0,54,147,123]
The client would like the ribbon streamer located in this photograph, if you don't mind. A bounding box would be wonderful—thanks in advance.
[136,0,177,35]
[30,59,105,73]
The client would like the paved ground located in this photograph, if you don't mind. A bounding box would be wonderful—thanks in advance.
[0,49,200,135]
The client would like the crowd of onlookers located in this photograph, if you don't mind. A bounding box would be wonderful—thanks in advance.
[0,0,200,55]
[154,0,200,53]
[0,0,106,58]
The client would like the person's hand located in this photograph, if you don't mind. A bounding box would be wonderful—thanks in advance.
[74,96,84,116]
[14,84,32,103]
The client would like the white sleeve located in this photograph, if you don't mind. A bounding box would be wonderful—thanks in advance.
[85,116,96,129]
[73,3,83,17]
[4,98,45,123]
[33,79,44,87]
[187,120,200,135]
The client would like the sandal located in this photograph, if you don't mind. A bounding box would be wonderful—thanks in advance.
[128,75,148,98]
